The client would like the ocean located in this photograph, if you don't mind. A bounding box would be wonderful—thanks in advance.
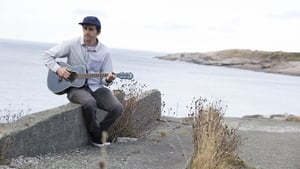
[1,39,300,120]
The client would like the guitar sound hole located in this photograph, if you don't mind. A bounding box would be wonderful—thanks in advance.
[68,72,77,82]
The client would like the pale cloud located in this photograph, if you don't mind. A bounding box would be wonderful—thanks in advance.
[72,9,106,17]
[1,0,300,53]
[267,11,300,20]
[145,22,193,31]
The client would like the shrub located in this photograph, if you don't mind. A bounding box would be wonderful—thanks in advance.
[187,98,249,169]
[285,116,300,122]
[108,79,148,140]
[0,104,31,124]
[0,136,11,165]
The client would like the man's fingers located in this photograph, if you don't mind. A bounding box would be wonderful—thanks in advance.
[57,67,71,79]
[110,72,116,80]
[63,70,71,79]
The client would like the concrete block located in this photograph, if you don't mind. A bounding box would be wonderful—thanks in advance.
[0,103,88,159]
[129,89,162,134]
[0,89,161,159]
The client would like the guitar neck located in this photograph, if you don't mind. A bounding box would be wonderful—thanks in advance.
[77,73,109,79]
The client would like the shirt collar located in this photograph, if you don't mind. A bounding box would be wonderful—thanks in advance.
[80,37,100,48]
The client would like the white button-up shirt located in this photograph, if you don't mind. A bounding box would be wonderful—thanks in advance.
[42,37,113,91]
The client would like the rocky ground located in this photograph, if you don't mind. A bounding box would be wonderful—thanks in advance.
[1,117,300,169]
[156,49,300,76]
[226,117,300,169]
[0,118,194,169]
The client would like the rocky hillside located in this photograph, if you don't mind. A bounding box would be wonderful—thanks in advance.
[157,49,300,76]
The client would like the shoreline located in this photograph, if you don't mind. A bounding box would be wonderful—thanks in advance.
[156,49,300,77]
[156,49,300,122]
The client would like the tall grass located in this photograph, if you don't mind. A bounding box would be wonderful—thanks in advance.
[108,79,149,140]
[187,98,249,169]
[98,131,108,169]
[0,105,29,164]
[285,116,300,122]
[0,136,11,165]
[0,104,31,123]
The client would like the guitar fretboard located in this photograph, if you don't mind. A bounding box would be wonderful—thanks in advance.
[76,73,109,79]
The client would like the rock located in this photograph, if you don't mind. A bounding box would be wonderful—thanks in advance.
[116,137,138,143]
[157,49,300,76]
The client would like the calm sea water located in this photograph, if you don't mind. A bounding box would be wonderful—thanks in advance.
[1,39,300,119]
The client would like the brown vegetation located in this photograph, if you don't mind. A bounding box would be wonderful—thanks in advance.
[98,132,108,169]
[157,49,300,76]
[110,81,255,168]
[109,80,157,140]
[243,114,300,122]
[187,98,252,169]
[0,136,11,165]
[206,49,300,62]
[285,116,300,122]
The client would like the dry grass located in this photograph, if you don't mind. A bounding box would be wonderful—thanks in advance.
[0,136,11,165]
[102,79,161,168]
[108,79,153,140]
[285,116,300,122]
[187,98,250,169]
[0,104,31,124]
[108,96,140,139]
[206,49,300,61]
[98,132,108,169]
[244,114,300,122]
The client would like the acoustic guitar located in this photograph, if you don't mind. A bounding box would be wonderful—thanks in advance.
[47,62,134,95]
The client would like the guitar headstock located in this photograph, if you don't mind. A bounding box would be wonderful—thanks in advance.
[116,72,134,80]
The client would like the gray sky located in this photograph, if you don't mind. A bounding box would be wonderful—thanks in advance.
[1,0,300,52]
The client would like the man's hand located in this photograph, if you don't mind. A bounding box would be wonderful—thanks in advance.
[105,72,116,83]
[56,67,71,80]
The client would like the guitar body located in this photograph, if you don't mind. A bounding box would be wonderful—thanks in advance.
[47,62,86,95]
[47,62,134,95]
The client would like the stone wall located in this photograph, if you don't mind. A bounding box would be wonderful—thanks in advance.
[0,89,161,159]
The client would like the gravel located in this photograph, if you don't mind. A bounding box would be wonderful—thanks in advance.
[1,117,299,169]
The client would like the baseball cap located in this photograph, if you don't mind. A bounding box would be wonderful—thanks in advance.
[78,16,101,28]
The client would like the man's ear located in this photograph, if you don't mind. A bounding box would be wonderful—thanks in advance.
[97,30,101,36]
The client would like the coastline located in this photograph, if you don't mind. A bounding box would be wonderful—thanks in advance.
[156,49,300,121]
[156,49,300,77]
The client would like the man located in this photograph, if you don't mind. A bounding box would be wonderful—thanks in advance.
[42,16,123,147]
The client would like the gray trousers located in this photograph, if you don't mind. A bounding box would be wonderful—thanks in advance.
[67,86,123,138]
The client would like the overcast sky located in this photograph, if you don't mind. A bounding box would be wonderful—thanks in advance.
[1,0,300,53]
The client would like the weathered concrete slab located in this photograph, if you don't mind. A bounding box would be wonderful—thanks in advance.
[124,89,162,135]
[0,89,161,160]
[3,117,194,169]
[0,103,89,159]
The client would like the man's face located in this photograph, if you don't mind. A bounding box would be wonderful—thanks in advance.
[82,25,99,42]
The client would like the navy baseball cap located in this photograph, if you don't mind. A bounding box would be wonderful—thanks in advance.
[79,16,101,28]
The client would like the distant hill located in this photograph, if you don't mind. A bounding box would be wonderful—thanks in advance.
[156,49,300,76]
